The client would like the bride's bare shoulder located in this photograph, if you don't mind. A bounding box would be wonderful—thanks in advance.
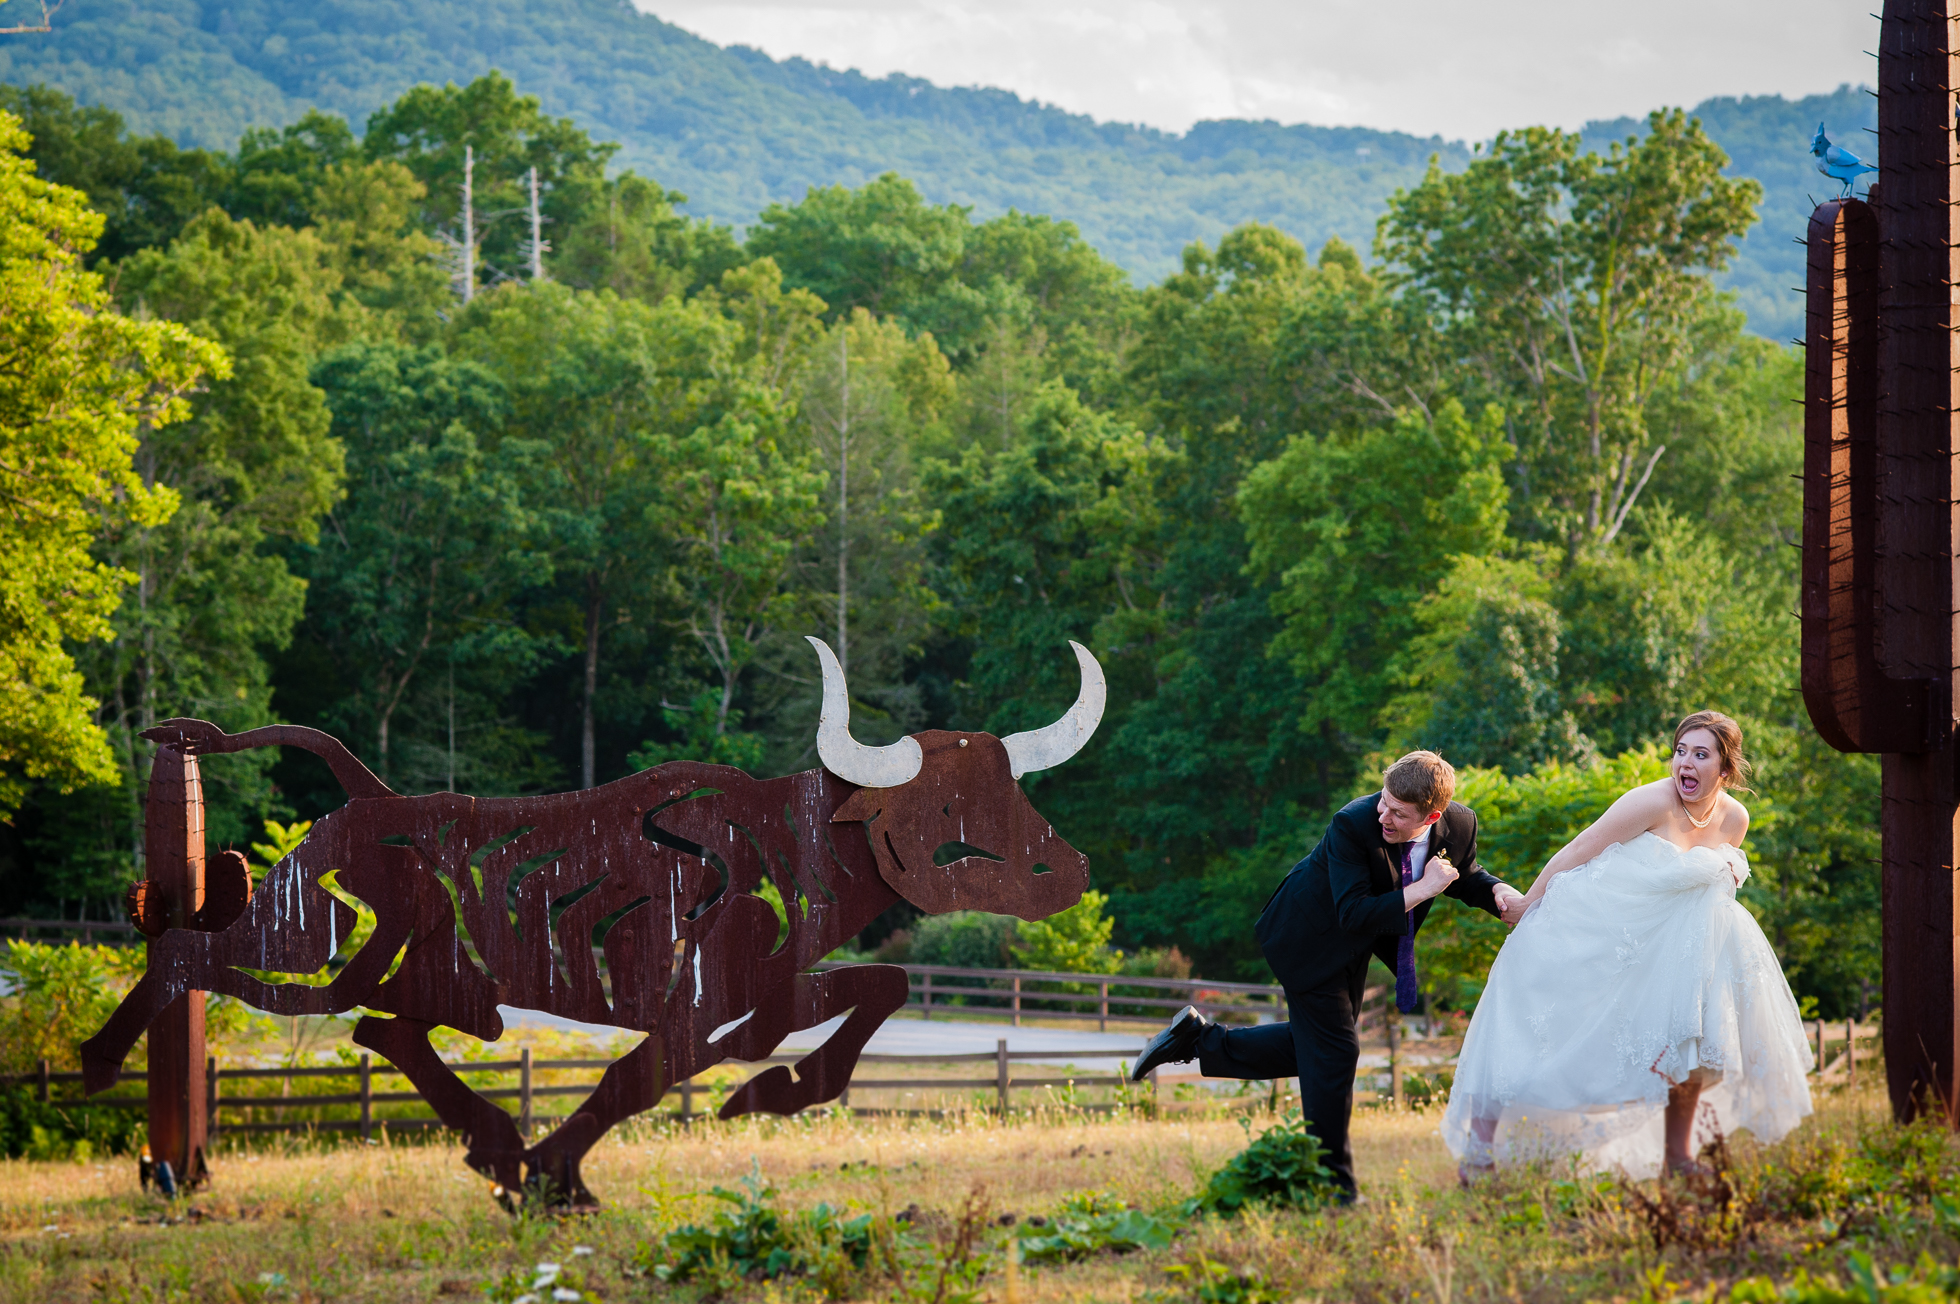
[1614,779,1677,818]
[1721,791,1751,838]
[1586,779,1674,841]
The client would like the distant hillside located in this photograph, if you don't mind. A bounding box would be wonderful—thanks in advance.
[0,0,1866,340]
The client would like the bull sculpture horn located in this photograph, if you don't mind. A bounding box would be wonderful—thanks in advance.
[809,636,924,788]
[1000,641,1106,779]
[808,636,1107,787]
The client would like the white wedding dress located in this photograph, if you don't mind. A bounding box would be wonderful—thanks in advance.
[1440,831,1813,1178]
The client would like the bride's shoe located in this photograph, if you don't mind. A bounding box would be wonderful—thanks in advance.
[1457,1162,1495,1188]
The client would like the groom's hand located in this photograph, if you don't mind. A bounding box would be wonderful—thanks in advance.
[1417,853,1459,899]
[1494,885,1528,926]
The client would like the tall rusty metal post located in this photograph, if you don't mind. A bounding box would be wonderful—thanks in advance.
[143,745,210,1187]
[1803,0,1960,1125]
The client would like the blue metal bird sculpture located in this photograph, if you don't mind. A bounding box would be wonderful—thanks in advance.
[1812,122,1877,198]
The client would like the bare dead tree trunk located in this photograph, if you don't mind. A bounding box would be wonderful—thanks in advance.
[460,145,476,303]
[528,165,546,281]
[835,330,850,679]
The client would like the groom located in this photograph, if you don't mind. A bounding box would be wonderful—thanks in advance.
[1131,750,1525,1200]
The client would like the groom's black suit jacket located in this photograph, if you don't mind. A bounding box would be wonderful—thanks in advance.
[1254,793,1504,993]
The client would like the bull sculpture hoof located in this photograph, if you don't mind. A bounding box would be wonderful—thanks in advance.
[519,1114,602,1214]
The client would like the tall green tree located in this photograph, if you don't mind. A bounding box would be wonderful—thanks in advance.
[758,308,951,759]
[76,209,346,862]
[747,173,972,333]
[293,342,545,789]
[1376,110,1761,549]
[362,71,615,296]
[0,109,221,828]
[1238,400,1513,765]
[549,172,743,303]
[0,84,229,263]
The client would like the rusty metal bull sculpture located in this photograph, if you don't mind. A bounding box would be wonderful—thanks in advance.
[82,638,1103,1209]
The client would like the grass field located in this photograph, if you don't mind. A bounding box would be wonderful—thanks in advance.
[2,1085,1954,1303]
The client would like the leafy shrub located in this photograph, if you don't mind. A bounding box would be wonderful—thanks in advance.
[1401,1068,1453,1108]
[1121,946,1193,980]
[0,941,144,1073]
[0,1083,141,1160]
[1011,890,1121,975]
[912,911,1017,1004]
[1016,1190,1177,1263]
[911,912,1017,969]
[639,1167,874,1285]
[1192,1112,1342,1215]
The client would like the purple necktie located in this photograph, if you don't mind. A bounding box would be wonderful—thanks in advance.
[1396,842,1420,1014]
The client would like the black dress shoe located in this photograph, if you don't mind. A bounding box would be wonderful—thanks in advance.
[1130,1005,1209,1081]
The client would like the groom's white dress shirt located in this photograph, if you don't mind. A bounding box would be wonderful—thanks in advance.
[1401,825,1431,906]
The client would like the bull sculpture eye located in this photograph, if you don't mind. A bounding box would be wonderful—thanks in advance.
[932,841,1004,867]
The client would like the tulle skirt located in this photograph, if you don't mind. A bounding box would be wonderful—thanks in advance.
[1440,832,1813,1178]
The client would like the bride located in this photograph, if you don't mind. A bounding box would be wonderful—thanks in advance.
[1441,711,1813,1179]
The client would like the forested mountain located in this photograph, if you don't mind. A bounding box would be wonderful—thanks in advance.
[0,0,1868,341]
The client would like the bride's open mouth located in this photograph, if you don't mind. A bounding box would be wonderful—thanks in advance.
[1677,773,1701,796]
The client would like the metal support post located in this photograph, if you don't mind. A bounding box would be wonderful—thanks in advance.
[143,745,210,1190]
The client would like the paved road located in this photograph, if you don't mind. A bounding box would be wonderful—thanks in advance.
[493,1006,1443,1079]
[497,1006,1151,1072]
[782,1013,1148,1071]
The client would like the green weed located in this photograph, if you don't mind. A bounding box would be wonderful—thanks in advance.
[1015,1190,1178,1263]
[1190,1111,1341,1215]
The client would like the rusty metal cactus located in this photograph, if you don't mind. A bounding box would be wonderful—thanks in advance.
[1801,0,1960,1125]
[86,639,1104,1209]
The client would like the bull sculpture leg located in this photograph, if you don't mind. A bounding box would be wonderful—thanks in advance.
[352,1016,526,1196]
[716,963,911,1118]
[520,1034,669,1212]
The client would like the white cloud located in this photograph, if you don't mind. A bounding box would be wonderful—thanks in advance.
[635,0,1876,141]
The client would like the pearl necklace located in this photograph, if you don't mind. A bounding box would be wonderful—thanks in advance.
[1681,788,1721,829]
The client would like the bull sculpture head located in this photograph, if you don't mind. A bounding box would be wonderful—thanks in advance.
[807,636,1102,920]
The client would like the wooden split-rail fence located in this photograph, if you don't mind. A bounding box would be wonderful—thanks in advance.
[10,1041,1153,1139]
[3,919,1886,1138]
[4,919,1292,1031]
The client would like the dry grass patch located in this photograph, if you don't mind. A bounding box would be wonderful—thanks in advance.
[1,1088,1954,1303]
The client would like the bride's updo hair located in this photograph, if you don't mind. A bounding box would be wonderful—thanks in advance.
[1673,711,1752,792]
[1385,750,1456,815]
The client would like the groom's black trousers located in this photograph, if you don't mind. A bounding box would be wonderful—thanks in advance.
[1193,955,1370,1196]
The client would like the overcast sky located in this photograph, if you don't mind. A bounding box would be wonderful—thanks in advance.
[636,0,1876,142]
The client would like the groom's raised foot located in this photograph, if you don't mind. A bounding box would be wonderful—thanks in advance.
[1130,1005,1209,1081]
